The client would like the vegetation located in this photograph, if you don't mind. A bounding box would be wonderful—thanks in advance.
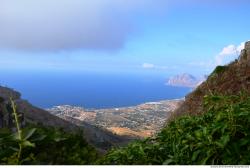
[1,93,250,165]
[98,93,250,165]
[0,99,98,165]
[209,65,228,79]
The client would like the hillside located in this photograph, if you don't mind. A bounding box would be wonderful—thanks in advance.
[0,86,131,152]
[173,41,250,118]
[98,41,250,165]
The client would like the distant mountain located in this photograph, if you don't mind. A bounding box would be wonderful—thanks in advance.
[166,73,205,88]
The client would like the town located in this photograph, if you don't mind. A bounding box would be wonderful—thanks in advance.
[48,99,183,138]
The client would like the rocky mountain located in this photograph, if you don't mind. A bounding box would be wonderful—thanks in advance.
[48,99,183,139]
[166,73,206,88]
[172,41,250,119]
[0,86,132,152]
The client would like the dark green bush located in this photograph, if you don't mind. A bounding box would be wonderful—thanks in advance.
[0,100,98,165]
[99,93,250,165]
[0,125,99,165]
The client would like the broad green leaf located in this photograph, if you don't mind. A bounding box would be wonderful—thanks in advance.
[163,159,173,165]
[22,128,36,140]
[192,150,201,161]
[21,140,35,147]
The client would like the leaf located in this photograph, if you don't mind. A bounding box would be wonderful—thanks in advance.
[194,130,202,139]
[21,140,35,147]
[221,135,230,146]
[9,146,19,152]
[192,150,201,161]
[10,132,20,141]
[238,112,249,116]
[200,155,210,165]
[54,137,67,142]
[163,159,174,165]
[22,128,36,140]
[239,138,249,147]
[31,134,47,141]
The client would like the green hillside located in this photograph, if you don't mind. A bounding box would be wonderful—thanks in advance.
[99,93,250,165]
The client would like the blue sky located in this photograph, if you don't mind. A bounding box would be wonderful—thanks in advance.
[0,0,250,77]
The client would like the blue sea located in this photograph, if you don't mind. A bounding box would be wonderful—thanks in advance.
[0,71,191,109]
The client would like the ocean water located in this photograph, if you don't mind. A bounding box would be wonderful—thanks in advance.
[0,71,191,109]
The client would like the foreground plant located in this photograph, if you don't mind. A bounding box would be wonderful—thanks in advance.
[0,99,98,165]
[0,98,36,164]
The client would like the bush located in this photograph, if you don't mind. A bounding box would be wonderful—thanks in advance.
[0,100,98,165]
[99,93,250,165]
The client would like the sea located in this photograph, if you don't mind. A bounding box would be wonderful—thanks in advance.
[0,70,191,109]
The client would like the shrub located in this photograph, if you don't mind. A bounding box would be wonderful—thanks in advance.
[99,93,250,165]
[0,99,98,165]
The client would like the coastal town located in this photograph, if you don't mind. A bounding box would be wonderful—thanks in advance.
[48,99,183,138]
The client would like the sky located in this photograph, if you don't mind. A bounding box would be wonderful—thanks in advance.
[0,0,250,77]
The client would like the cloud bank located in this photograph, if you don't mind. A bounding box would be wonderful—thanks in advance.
[0,0,168,52]
[0,0,246,52]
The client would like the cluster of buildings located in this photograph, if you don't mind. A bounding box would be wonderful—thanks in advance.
[48,99,183,138]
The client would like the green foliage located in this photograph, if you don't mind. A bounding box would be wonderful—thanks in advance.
[208,66,228,78]
[209,66,228,79]
[213,66,228,74]
[99,93,250,165]
[0,98,35,164]
[0,100,98,165]
[2,93,250,165]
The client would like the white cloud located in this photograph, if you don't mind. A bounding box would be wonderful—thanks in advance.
[219,45,237,56]
[215,42,246,66]
[141,63,172,70]
[142,63,155,69]
[188,41,248,72]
